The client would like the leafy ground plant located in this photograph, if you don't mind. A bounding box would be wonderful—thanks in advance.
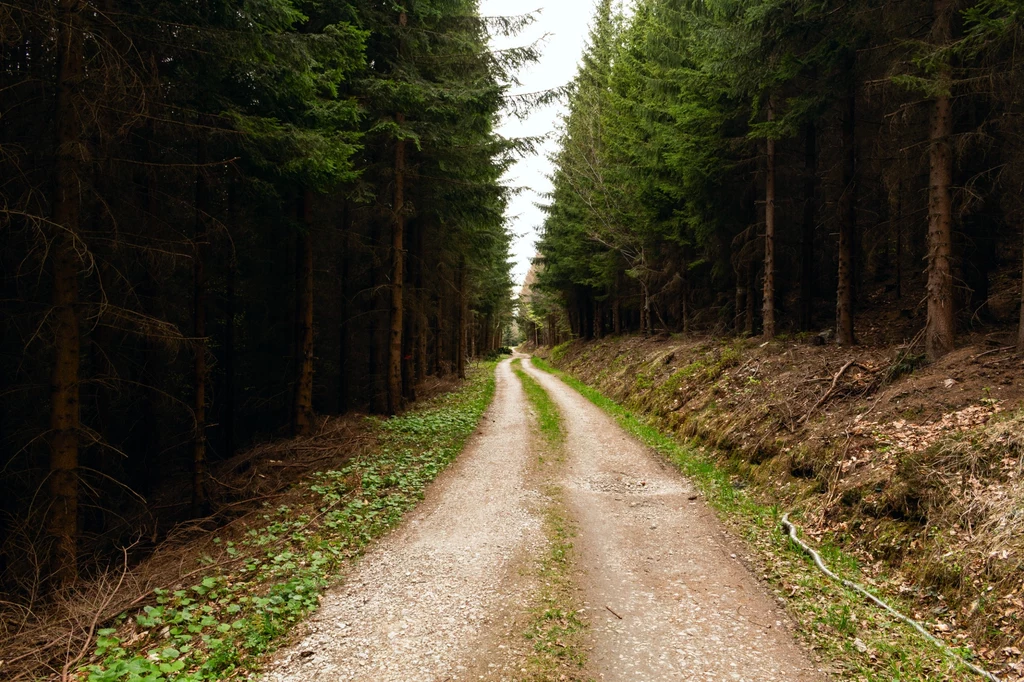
[511,359,590,681]
[80,363,497,682]
[531,357,989,682]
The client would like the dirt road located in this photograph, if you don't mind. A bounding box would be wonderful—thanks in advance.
[521,358,822,681]
[268,357,823,681]
[267,359,545,681]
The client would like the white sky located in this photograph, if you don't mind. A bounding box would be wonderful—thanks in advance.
[480,0,599,285]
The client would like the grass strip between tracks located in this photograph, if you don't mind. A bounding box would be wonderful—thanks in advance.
[530,356,991,682]
[512,359,589,681]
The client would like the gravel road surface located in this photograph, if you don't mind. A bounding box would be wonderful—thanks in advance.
[522,358,822,682]
[266,358,544,682]
[267,356,823,682]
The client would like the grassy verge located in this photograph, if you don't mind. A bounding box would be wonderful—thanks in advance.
[80,363,498,682]
[511,359,589,681]
[531,356,989,682]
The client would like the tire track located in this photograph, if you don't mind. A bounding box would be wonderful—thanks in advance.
[522,358,823,682]
[268,359,543,682]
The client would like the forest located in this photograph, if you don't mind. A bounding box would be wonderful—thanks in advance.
[0,0,530,592]
[526,0,1024,360]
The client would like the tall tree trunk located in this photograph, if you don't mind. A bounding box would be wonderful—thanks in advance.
[401,222,415,403]
[388,114,407,414]
[403,306,414,401]
[642,284,651,336]
[735,276,747,335]
[837,84,857,346]
[613,269,622,335]
[762,99,777,339]
[369,234,386,414]
[435,292,447,377]
[799,122,817,331]
[1018,226,1024,353]
[48,0,86,583]
[224,183,237,457]
[680,249,691,335]
[926,0,956,360]
[470,311,477,359]
[414,224,427,385]
[338,200,351,412]
[745,266,756,336]
[224,254,236,457]
[893,180,903,300]
[192,140,209,516]
[457,261,467,379]
[292,190,315,435]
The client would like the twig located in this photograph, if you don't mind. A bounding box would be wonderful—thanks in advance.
[970,346,1015,361]
[799,360,875,423]
[61,548,132,680]
[605,605,623,620]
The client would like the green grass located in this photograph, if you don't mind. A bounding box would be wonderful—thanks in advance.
[511,358,589,681]
[512,359,563,445]
[530,356,988,682]
[81,363,498,682]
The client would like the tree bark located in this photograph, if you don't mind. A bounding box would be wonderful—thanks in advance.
[745,266,756,336]
[799,122,817,331]
[735,278,747,335]
[338,199,351,412]
[762,99,776,339]
[457,261,467,379]
[224,182,238,457]
[837,84,857,346]
[1018,226,1024,353]
[369,234,386,414]
[926,0,955,360]
[192,139,210,516]
[292,190,315,435]
[642,285,651,336]
[679,247,690,335]
[435,292,447,377]
[613,269,622,335]
[388,114,406,414]
[48,0,86,583]
[893,180,903,300]
[414,224,427,386]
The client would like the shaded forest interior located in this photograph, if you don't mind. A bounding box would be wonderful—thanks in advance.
[524,0,1024,360]
[1,1,531,592]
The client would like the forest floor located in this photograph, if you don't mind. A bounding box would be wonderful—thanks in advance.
[535,331,1024,682]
